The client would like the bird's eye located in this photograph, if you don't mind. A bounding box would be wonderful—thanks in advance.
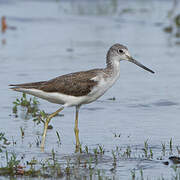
[118,49,124,53]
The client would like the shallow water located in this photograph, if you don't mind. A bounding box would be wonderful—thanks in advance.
[0,0,180,179]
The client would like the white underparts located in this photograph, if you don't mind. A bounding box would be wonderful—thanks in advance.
[14,88,90,107]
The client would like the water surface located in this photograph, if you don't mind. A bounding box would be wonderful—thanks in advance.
[0,0,180,179]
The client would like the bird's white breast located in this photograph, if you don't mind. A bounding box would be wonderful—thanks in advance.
[85,71,120,104]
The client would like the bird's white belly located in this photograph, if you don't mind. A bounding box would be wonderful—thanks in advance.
[15,88,90,107]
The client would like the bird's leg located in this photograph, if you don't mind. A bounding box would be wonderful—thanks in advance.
[41,107,64,150]
[74,106,80,152]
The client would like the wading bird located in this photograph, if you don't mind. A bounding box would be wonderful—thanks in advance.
[10,44,154,151]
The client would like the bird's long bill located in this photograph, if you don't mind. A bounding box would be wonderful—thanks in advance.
[128,57,154,74]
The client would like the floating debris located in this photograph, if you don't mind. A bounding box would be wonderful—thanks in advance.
[169,156,180,164]
[164,26,173,33]
[1,16,7,33]
[107,97,116,101]
[1,16,16,33]
[163,161,169,165]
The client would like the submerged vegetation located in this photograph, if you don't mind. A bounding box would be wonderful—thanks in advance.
[163,0,180,43]
[1,127,180,179]
[12,93,64,129]
[12,93,39,117]
[12,93,55,129]
[0,139,180,179]
[0,133,10,153]
[164,13,180,38]
[4,94,180,179]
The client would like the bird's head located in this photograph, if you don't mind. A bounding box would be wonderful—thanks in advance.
[107,44,154,74]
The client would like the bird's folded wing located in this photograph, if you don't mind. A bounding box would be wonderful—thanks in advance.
[9,81,46,88]
[40,70,100,96]
[10,69,101,97]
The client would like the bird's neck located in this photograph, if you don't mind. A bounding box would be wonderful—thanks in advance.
[105,56,120,79]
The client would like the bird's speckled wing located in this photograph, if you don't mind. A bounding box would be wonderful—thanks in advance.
[10,69,102,97]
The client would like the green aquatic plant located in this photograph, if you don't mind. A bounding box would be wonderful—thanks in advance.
[170,138,173,152]
[0,151,21,176]
[0,140,179,179]
[12,93,39,116]
[164,13,180,39]
[131,169,136,180]
[111,150,117,169]
[85,145,89,154]
[65,157,71,176]
[0,151,64,177]
[12,93,55,128]
[0,133,10,153]
[143,139,149,158]
[33,110,47,125]
[163,0,180,41]
[174,14,180,27]
[176,146,180,155]
[13,93,38,107]
[98,145,105,155]
[161,142,166,156]
[56,131,61,145]
[113,132,121,138]
[20,127,25,139]
[93,145,105,158]
[150,148,153,159]
[171,165,180,180]
[35,136,41,147]
[125,146,131,158]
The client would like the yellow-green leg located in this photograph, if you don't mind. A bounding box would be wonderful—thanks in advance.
[41,107,64,150]
[74,106,80,152]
